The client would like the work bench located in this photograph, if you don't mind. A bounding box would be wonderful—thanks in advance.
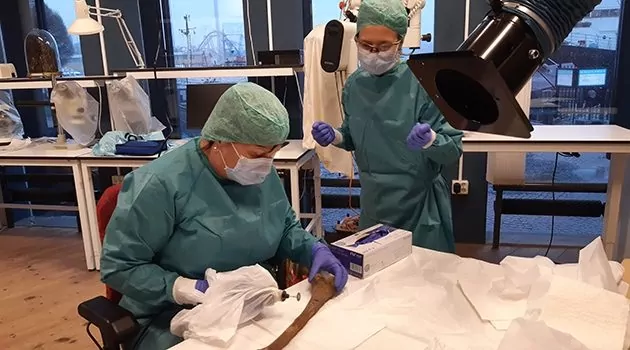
[0,125,629,271]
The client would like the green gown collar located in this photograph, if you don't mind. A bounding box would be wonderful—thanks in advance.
[195,138,228,184]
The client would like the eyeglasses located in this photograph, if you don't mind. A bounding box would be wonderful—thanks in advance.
[355,37,401,53]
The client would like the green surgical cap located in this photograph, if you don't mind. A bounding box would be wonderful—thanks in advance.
[357,0,408,38]
[201,82,289,146]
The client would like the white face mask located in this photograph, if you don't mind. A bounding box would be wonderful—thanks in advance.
[357,46,400,76]
[220,144,273,186]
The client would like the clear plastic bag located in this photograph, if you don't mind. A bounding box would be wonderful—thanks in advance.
[50,81,99,146]
[107,76,165,135]
[0,90,25,142]
[170,265,282,347]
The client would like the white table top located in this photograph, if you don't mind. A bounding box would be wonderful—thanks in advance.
[79,139,312,162]
[78,139,191,161]
[462,125,630,153]
[463,125,630,143]
[0,125,627,161]
[116,66,302,80]
[275,140,313,161]
[0,140,91,159]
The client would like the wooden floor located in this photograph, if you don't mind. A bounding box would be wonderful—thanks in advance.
[0,228,581,350]
[0,228,100,350]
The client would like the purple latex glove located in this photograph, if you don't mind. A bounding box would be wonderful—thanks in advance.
[173,277,210,305]
[311,122,336,146]
[308,242,348,293]
[406,123,435,150]
[195,279,209,293]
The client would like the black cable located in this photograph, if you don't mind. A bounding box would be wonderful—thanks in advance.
[86,322,104,350]
[544,152,576,256]
[151,6,173,157]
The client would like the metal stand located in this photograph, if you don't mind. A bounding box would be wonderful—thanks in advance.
[49,75,69,149]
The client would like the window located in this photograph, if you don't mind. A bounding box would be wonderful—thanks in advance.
[168,0,248,136]
[492,2,622,245]
[42,0,85,76]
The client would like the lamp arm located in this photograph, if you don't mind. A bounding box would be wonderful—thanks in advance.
[114,17,146,68]
[86,6,146,68]
[87,6,121,18]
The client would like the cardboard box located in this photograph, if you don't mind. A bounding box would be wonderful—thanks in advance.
[330,224,412,279]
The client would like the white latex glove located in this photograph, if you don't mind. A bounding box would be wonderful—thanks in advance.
[170,265,282,346]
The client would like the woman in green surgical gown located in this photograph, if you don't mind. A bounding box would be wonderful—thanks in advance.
[100,82,347,350]
[311,0,464,253]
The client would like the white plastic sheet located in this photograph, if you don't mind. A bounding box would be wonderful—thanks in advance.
[107,76,165,135]
[170,265,282,347]
[50,81,99,146]
[0,90,24,142]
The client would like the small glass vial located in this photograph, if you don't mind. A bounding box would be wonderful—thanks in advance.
[24,29,61,78]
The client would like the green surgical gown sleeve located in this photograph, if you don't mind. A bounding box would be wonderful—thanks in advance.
[100,172,180,308]
[418,89,464,165]
[333,86,356,151]
[275,200,319,268]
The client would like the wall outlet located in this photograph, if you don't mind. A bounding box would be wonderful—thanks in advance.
[112,175,125,185]
[451,180,469,195]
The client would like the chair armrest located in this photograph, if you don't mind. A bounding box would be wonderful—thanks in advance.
[78,296,141,350]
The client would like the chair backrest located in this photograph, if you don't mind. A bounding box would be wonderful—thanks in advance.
[96,183,123,303]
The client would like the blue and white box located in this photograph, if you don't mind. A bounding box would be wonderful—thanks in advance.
[330,224,412,279]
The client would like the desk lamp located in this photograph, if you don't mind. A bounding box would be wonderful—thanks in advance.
[68,0,145,75]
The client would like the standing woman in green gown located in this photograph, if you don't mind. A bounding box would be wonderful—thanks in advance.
[312,0,463,253]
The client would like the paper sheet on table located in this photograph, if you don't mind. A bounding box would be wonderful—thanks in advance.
[356,328,429,349]
[457,262,539,324]
[526,275,629,350]
[497,318,590,350]
[578,237,618,291]
[254,281,386,350]
[458,237,625,330]
[355,268,502,349]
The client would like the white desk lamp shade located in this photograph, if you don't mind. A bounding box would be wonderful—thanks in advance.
[68,0,104,35]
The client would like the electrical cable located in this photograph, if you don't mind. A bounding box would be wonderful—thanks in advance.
[334,71,359,215]
[544,152,559,256]
[86,322,104,350]
[151,8,173,157]
[282,77,288,105]
[544,152,577,256]
[293,70,304,110]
